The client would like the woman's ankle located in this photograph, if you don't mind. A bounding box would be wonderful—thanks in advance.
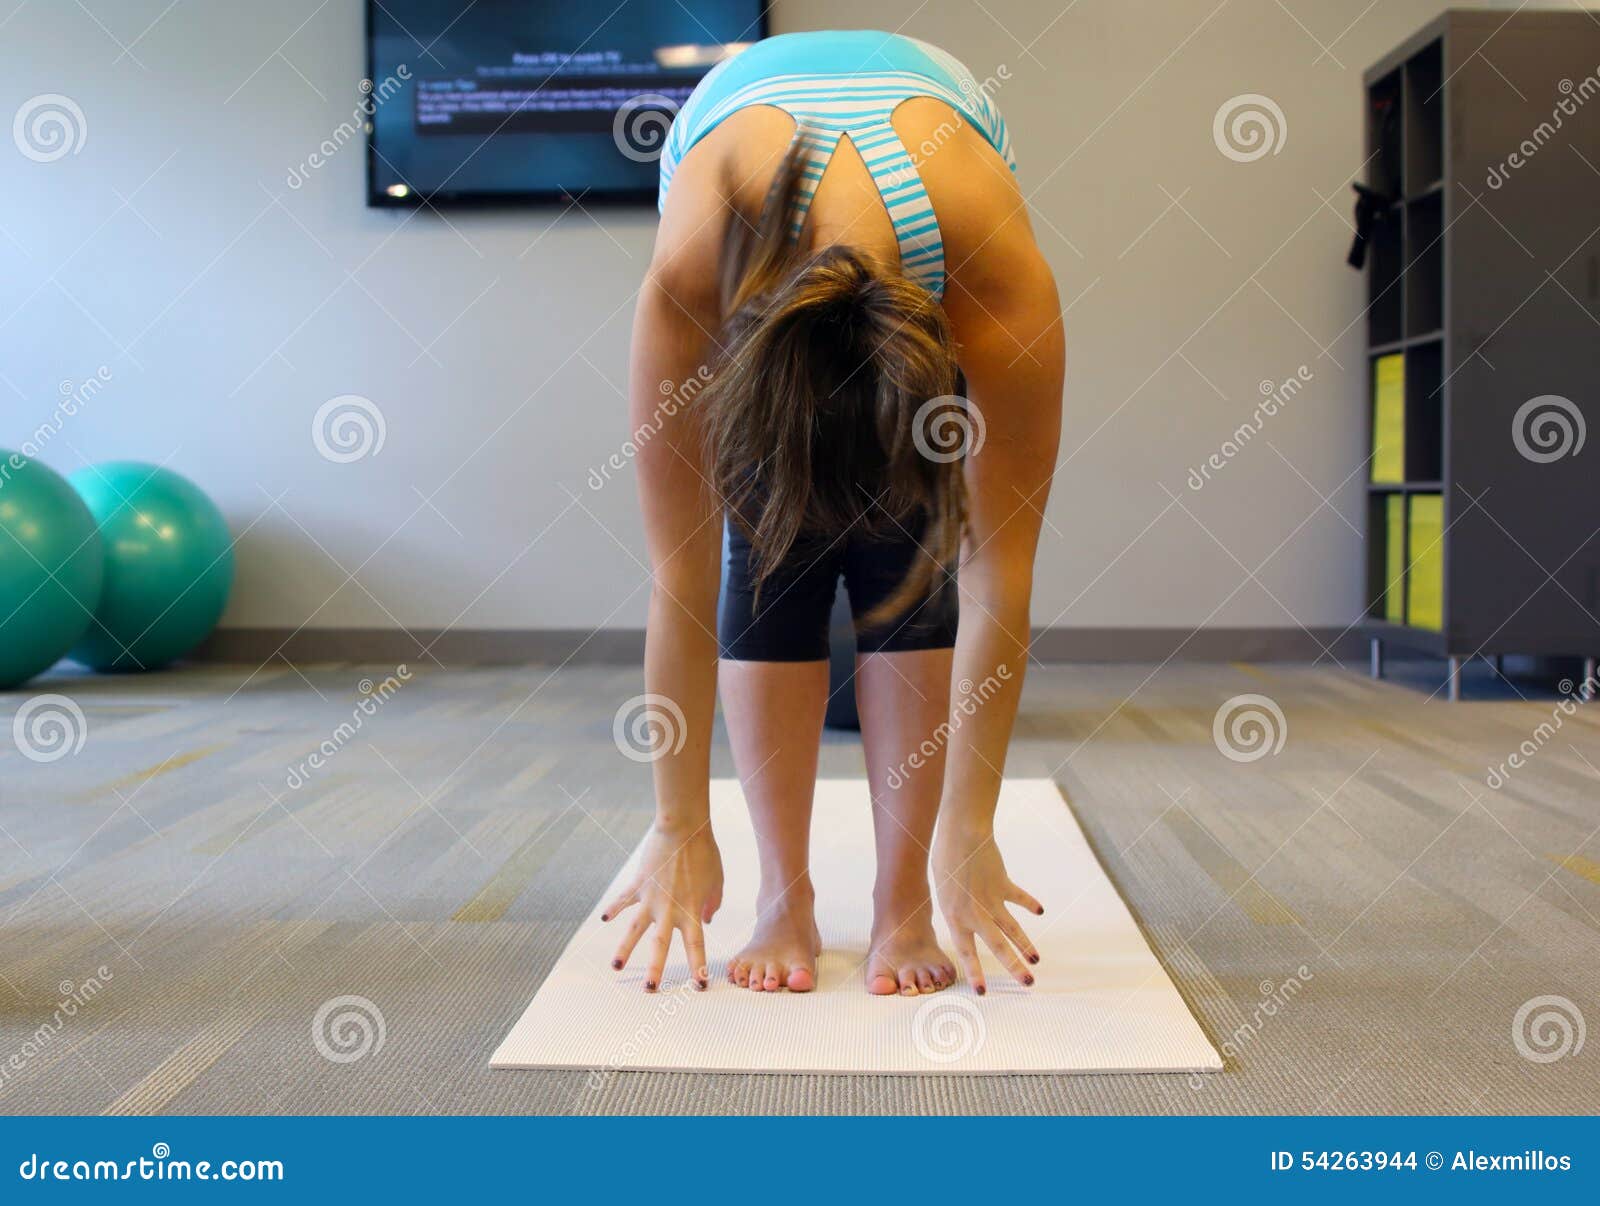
[756,871,815,909]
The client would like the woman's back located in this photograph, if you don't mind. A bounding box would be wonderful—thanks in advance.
[659,30,1025,301]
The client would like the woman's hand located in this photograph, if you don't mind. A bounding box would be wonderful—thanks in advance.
[933,828,1043,994]
[602,822,724,992]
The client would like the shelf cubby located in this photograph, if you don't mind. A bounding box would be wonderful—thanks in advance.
[1403,39,1444,194]
[1403,340,1443,482]
[1366,68,1403,198]
[1366,493,1407,623]
[1404,192,1443,336]
[1367,215,1404,347]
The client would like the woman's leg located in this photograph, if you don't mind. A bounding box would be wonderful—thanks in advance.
[855,648,959,995]
[719,659,826,991]
[716,518,837,993]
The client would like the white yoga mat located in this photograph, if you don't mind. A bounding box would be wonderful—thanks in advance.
[491,779,1221,1075]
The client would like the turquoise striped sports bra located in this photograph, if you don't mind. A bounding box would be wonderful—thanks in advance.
[658,30,1016,300]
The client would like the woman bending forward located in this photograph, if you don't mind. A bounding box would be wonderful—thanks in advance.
[606,30,1065,996]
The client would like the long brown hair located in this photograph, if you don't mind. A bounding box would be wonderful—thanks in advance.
[700,144,966,627]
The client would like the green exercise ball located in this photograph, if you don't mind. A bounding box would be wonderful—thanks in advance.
[68,462,234,672]
[0,451,105,689]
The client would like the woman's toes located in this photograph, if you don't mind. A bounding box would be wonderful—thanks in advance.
[897,968,919,996]
[915,968,936,993]
[763,964,781,991]
[867,971,899,995]
[786,965,816,993]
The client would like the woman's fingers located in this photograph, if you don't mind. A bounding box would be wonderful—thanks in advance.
[1006,881,1044,917]
[600,884,639,923]
[681,917,709,990]
[979,920,1034,986]
[952,930,986,996]
[610,911,653,970]
[994,907,1040,966]
[643,920,674,992]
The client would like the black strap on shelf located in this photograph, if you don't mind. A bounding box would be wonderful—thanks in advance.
[1347,183,1395,269]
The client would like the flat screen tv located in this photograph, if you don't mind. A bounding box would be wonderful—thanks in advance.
[365,0,768,206]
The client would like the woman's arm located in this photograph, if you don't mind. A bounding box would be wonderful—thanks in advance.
[933,161,1066,993]
[601,150,737,992]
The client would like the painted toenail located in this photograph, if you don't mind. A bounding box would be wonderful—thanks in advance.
[975,985,986,996]
[611,959,623,970]
[1023,974,1034,986]
[1028,953,1039,964]
[645,981,657,991]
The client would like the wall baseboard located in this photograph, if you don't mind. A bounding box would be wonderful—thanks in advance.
[194,626,1364,666]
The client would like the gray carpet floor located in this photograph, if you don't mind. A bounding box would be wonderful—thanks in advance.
[1,658,1596,1115]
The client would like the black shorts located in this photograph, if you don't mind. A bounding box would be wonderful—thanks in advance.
[719,513,959,662]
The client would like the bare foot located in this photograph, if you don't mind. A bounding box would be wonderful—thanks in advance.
[728,879,822,992]
[866,891,956,996]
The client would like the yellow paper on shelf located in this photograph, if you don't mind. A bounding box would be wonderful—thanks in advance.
[1384,494,1406,622]
[1407,493,1444,631]
[1371,354,1405,483]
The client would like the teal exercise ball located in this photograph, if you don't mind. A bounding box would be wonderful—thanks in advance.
[0,451,104,689]
[68,462,234,672]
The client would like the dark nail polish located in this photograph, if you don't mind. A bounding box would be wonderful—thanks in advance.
[1023,974,1035,986]
[1036,906,1045,915]
[975,985,986,996]
[696,979,707,991]
[1028,953,1040,965]
[611,958,622,970]
[600,913,610,922]
[645,980,657,991]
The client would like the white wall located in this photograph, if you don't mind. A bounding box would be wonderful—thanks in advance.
[0,0,1566,638]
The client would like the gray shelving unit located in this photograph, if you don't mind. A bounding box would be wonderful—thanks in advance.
[1361,9,1600,699]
